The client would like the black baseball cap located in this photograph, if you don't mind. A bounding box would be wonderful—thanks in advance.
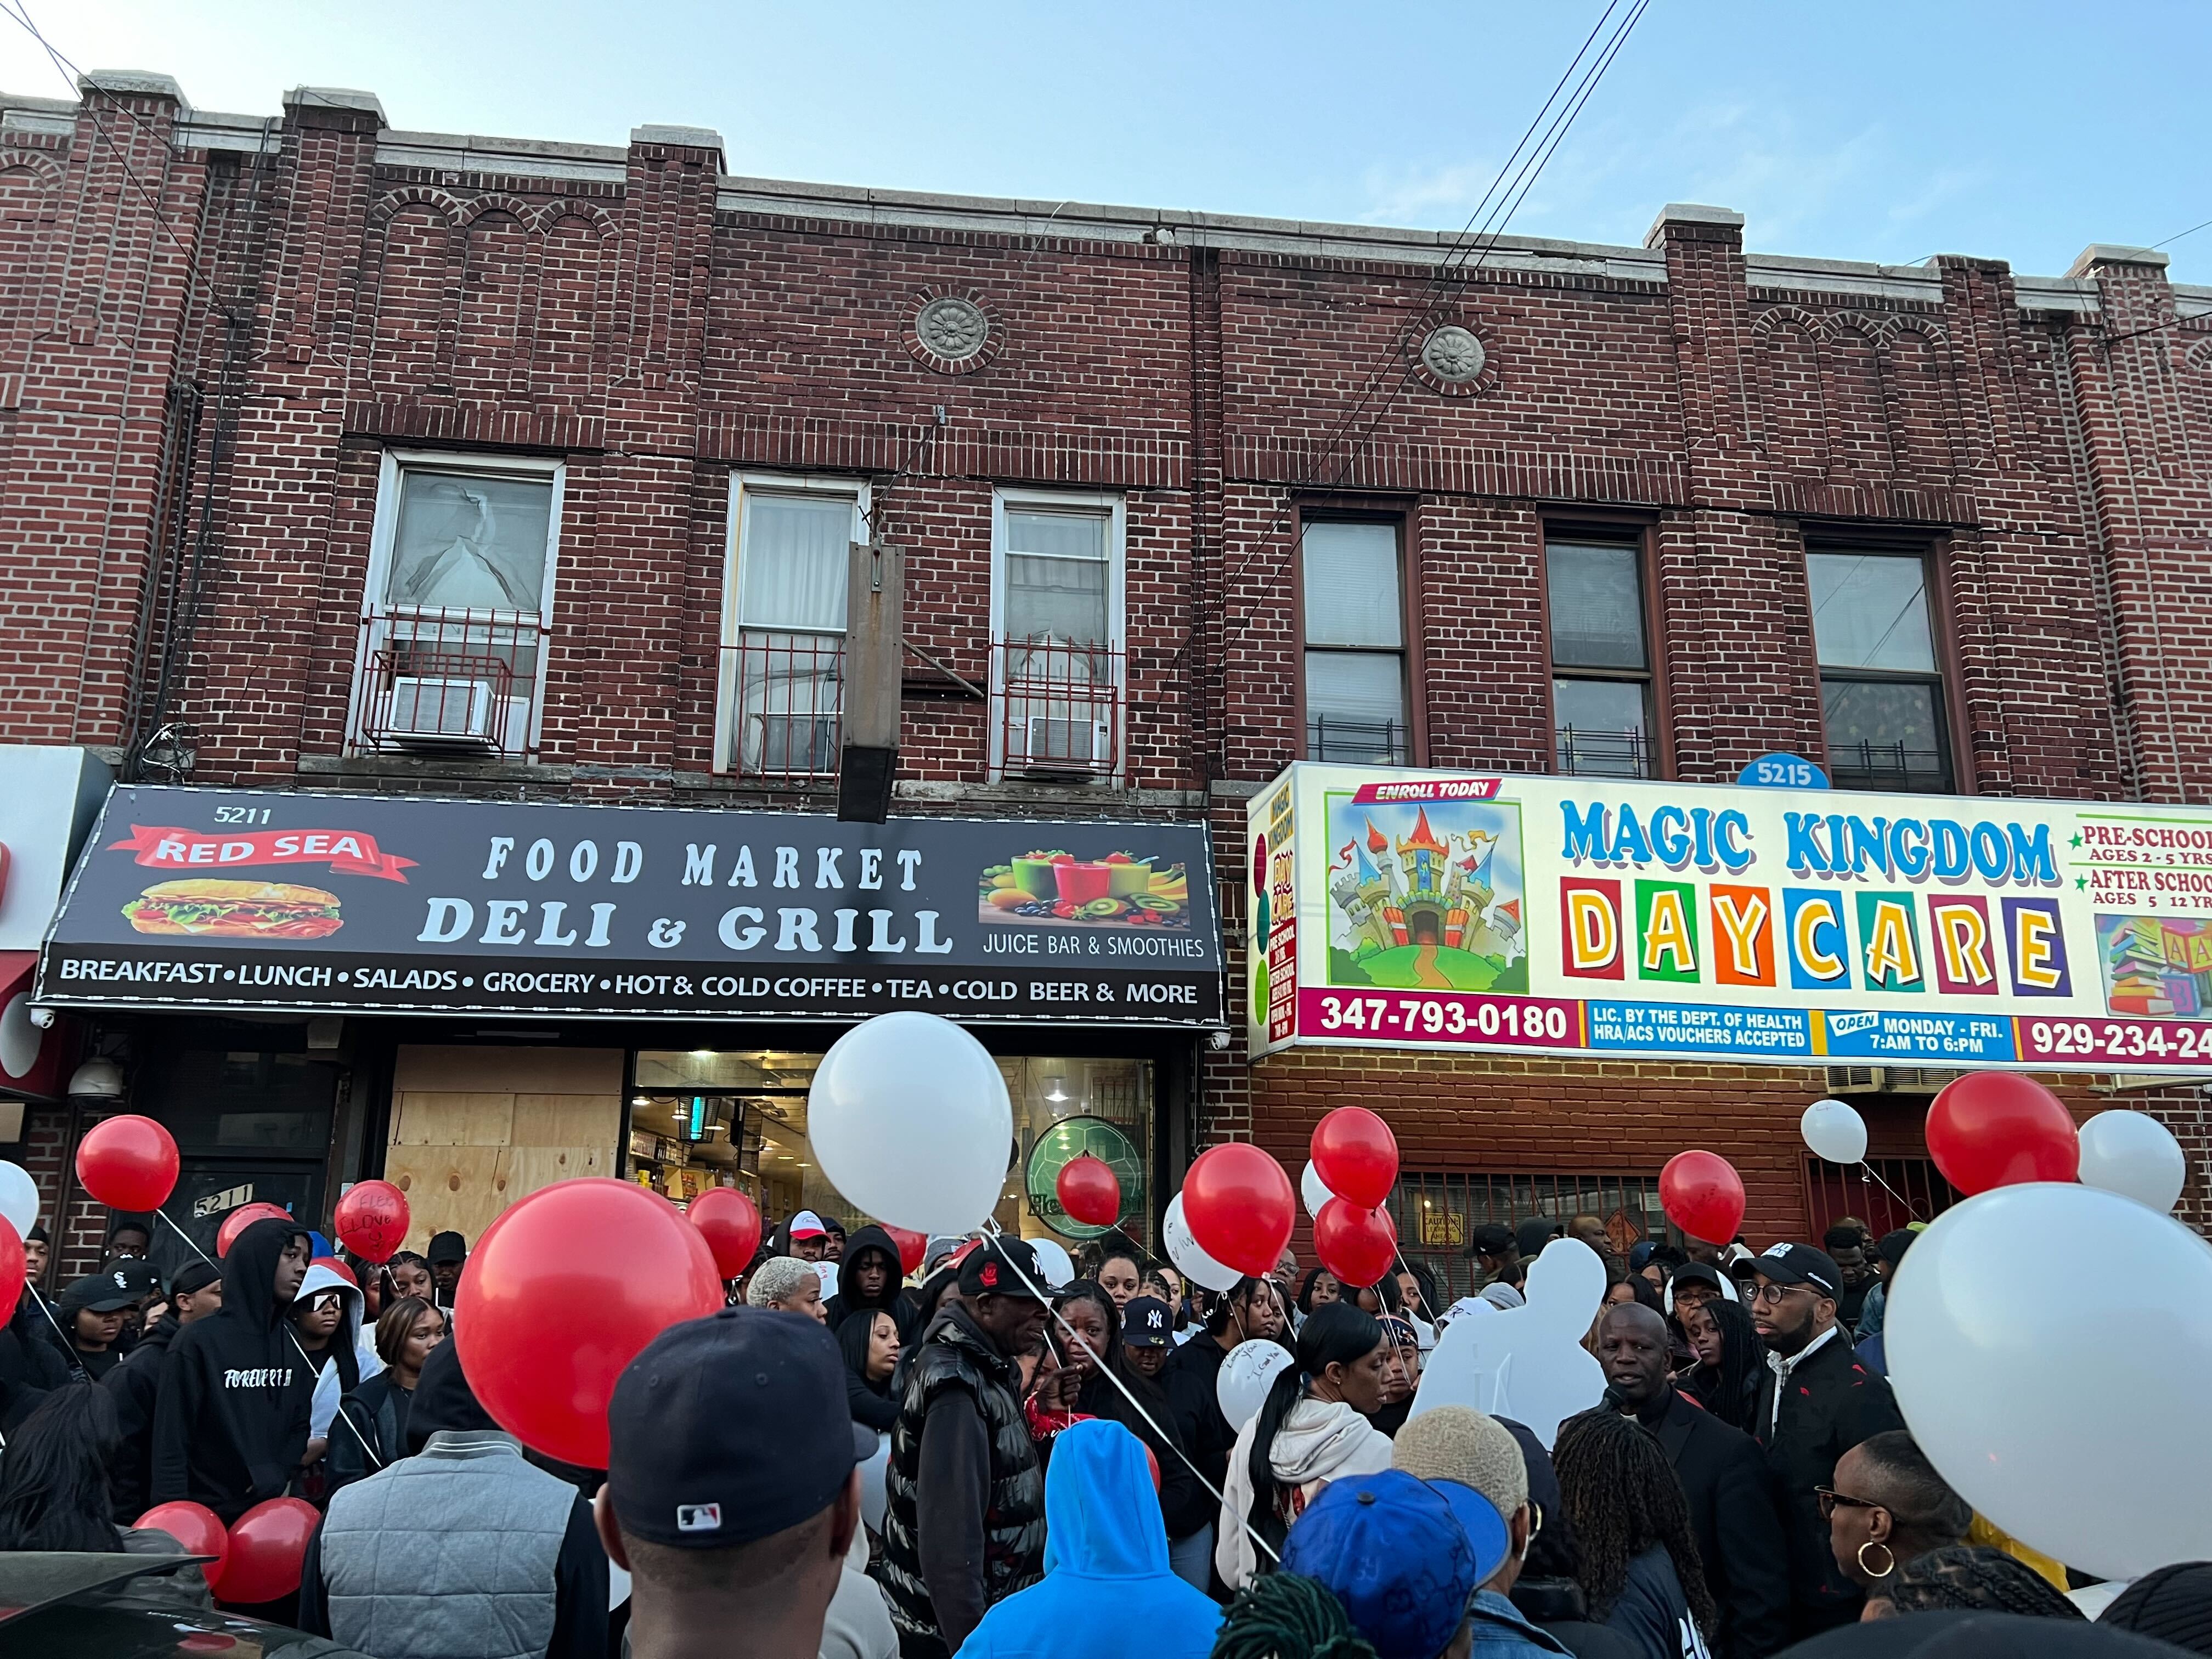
[1466,1223,1514,1260]
[1671,1261,1728,1299]
[1750,1243,1841,1297]
[1515,1218,1563,1259]
[608,1305,865,1550]
[426,1231,467,1265]
[957,1234,1042,1298]
[1121,1295,1173,1348]
[99,1258,160,1298]
[59,1272,139,1313]
[167,1260,221,1297]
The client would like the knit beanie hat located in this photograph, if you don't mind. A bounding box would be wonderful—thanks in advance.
[2102,1563,2212,1654]
[1391,1404,1528,1517]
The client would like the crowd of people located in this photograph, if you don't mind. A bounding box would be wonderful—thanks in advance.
[0,1200,2205,1659]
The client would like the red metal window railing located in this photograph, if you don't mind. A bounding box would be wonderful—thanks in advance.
[1804,1156,1959,1239]
[994,638,1124,780]
[725,633,845,783]
[357,607,546,758]
[1386,1170,1669,1303]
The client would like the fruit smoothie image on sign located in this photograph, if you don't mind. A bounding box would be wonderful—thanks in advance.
[980,851,1189,927]
[123,879,344,939]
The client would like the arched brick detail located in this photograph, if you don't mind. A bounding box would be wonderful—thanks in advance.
[1752,307,1832,473]
[367,186,465,227]
[368,199,460,394]
[456,193,535,230]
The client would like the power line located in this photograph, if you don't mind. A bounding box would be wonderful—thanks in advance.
[1212,0,1652,622]
[2153,214,2212,251]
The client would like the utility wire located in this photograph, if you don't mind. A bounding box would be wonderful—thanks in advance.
[1212,0,1652,624]
[2153,215,2212,251]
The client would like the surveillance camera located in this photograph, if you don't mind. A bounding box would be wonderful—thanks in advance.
[26,1007,53,1030]
[1209,1029,1232,1051]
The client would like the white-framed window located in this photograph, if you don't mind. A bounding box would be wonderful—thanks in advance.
[716,472,871,778]
[989,488,1125,780]
[350,450,564,759]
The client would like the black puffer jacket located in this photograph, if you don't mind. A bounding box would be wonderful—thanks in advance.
[878,1304,1044,1651]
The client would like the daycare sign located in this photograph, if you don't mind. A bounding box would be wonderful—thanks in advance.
[1248,763,2212,1072]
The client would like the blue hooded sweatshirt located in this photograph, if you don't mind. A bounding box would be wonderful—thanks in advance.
[958,1417,1221,1659]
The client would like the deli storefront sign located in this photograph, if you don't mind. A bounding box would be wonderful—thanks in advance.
[38,787,1222,1025]
[1250,761,2212,1072]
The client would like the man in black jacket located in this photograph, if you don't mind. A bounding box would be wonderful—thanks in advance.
[825,1223,913,1337]
[1748,1243,1905,1640]
[150,1217,314,1522]
[1595,1303,1789,1659]
[106,1260,223,1519]
[879,1234,1048,1658]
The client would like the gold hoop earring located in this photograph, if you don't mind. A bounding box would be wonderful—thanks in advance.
[1858,1541,1895,1579]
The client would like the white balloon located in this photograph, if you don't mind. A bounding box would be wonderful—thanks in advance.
[808,1012,1013,1237]
[0,1162,38,1238]
[2079,1110,2187,1214]
[1409,1259,1606,1447]
[1888,1182,2212,1579]
[1300,1160,1335,1220]
[1216,1338,1296,1433]
[1028,1237,1074,1288]
[1800,1098,1868,1165]
[1522,1238,1607,1335]
[1164,1194,1240,1292]
[859,1430,890,1536]
[815,1260,840,1296]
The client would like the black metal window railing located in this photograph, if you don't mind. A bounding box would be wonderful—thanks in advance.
[1555,725,1651,778]
[1825,740,1950,793]
[1385,1170,1671,1304]
[1307,715,1410,766]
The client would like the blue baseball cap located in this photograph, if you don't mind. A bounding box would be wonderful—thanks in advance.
[1279,1470,1479,1659]
[1425,1479,1512,1587]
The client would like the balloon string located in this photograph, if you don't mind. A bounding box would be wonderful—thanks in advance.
[1854,1161,1927,1223]
[24,1282,88,1382]
[980,1218,1282,1567]
[155,1210,385,1470]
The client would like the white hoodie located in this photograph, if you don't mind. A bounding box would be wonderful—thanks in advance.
[294,1262,383,1441]
[1215,1396,1393,1589]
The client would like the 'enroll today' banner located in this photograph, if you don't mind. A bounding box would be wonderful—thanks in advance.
[1247,763,2212,1073]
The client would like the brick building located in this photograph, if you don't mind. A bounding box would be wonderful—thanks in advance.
[7,70,2212,1283]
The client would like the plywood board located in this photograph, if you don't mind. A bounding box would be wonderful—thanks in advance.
[386,1145,510,1251]
[393,1045,622,1095]
[392,1091,515,1148]
[509,1093,620,1149]
[501,1144,613,1196]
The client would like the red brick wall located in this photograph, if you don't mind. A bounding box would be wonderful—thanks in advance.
[7,82,2212,1241]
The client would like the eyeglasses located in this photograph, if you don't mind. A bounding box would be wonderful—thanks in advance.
[1815,1487,1884,1520]
[1748,1282,1811,1305]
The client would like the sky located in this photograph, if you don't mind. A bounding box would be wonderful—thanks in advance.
[8,2,2212,284]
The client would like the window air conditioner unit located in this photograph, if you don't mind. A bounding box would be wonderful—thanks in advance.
[386,676,496,744]
[1021,715,1112,774]
[1823,1065,1963,1096]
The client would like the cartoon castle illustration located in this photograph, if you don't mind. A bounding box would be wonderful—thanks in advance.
[1328,810,1522,960]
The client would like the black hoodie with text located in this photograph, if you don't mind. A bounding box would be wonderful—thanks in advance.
[150,1218,314,1522]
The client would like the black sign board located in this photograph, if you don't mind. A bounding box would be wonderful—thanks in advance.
[38,787,1222,1025]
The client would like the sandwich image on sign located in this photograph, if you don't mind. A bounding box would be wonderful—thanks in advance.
[123,879,345,939]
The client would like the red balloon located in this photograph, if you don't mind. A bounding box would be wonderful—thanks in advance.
[135,1502,228,1585]
[1311,1107,1400,1209]
[334,1179,410,1265]
[882,1225,928,1277]
[1145,1442,1161,1493]
[688,1187,763,1280]
[1927,1071,2080,1195]
[455,1178,723,1468]
[215,1497,318,1602]
[1659,1151,1745,1246]
[75,1115,179,1212]
[0,1218,22,1326]
[217,1203,294,1258]
[1313,1197,1398,1289]
[1180,1144,1296,1278]
[1056,1155,1122,1228]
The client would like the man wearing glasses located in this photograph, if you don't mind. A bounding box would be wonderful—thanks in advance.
[1747,1243,1904,1640]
